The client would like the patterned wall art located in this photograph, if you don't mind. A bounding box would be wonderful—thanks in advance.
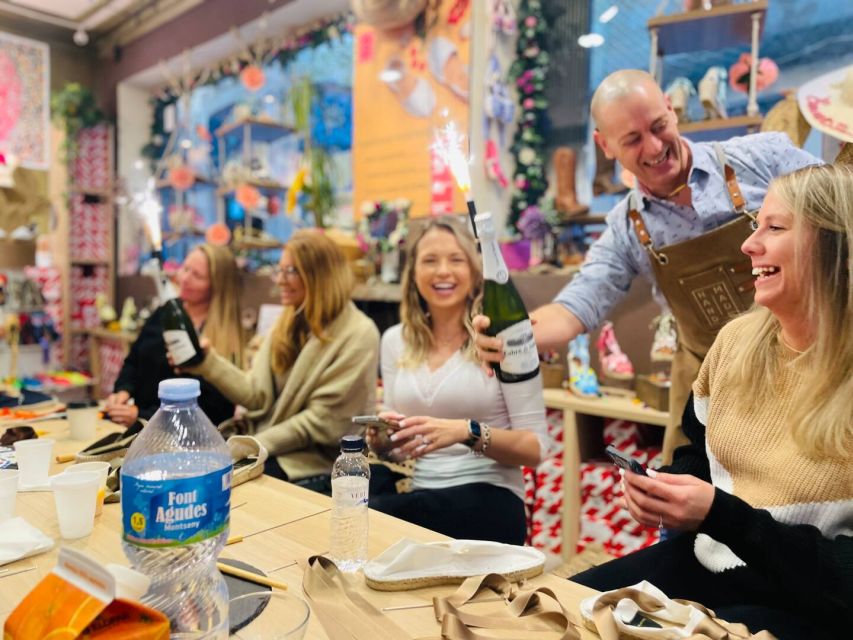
[0,31,50,170]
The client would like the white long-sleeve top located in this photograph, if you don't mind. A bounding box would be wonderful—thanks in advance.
[381,324,553,500]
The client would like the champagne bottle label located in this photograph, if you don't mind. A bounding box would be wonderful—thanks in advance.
[497,320,539,375]
[164,330,198,365]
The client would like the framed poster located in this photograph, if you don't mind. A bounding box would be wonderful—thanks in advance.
[0,31,50,170]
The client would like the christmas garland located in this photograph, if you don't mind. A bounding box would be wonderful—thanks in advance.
[141,12,354,164]
[507,0,550,233]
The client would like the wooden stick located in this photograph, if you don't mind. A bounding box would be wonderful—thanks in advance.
[55,454,76,463]
[217,562,288,590]
[226,535,243,545]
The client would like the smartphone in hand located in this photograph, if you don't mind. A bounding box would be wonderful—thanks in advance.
[605,445,648,476]
[352,415,400,455]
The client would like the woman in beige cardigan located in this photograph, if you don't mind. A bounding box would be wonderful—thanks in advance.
[188,230,380,494]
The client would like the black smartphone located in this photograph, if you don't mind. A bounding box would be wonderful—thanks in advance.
[605,445,647,476]
[351,415,398,430]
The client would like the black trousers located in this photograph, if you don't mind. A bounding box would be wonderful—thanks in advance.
[264,456,332,496]
[571,533,833,640]
[368,464,527,545]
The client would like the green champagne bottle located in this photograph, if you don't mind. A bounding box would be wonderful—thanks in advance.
[153,264,204,367]
[474,212,540,383]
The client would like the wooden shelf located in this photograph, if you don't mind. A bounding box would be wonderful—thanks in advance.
[155,175,216,190]
[81,326,139,343]
[679,114,763,136]
[556,215,607,226]
[218,178,288,196]
[232,237,283,251]
[543,387,669,426]
[71,258,110,266]
[648,0,768,55]
[215,118,293,143]
[352,282,402,303]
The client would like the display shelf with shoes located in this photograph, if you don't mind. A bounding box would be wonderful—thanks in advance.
[648,0,769,137]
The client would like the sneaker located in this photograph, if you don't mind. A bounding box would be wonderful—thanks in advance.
[568,334,600,397]
[650,312,677,362]
[597,321,634,380]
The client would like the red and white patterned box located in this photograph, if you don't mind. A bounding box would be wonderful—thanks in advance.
[71,125,112,192]
[69,195,110,262]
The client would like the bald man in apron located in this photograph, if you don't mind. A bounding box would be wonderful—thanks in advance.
[475,70,821,462]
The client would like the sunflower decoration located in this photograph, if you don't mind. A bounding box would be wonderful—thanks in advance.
[286,166,307,215]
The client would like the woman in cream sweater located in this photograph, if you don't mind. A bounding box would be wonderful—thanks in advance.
[189,230,379,494]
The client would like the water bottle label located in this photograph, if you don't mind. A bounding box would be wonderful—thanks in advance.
[332,476,369,508]
[164,329,197,364]
[122,466,231,547]
[498,320,539,375]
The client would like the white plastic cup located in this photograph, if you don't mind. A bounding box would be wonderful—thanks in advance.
[65,461,111,516]
[0,469,19,520]
[50,470,100,539]
[67,401,99,441]
[13,438,54,488]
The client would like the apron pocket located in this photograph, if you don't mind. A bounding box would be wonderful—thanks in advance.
[677,265,751,333]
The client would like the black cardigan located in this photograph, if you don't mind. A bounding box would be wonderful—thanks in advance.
[665,395,853,629]
[112,306,235,426]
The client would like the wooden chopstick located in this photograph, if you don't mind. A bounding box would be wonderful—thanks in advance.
[217,562,288,590]
[55,454,76,463]
[226,535,243,545]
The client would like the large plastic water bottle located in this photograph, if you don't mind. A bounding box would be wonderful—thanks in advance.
[121,379,232,638]
[329,435,370,572]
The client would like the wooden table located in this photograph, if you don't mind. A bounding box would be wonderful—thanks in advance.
[1,418,600,638]
[543,388,669,561]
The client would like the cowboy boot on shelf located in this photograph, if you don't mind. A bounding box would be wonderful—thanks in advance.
[568,334,600,398]
[650,311,677,362]
[553,147,589,219]
[593,143,628,196]
[596,321,634,380]
[665,77,695,123]
[698,66,728,120]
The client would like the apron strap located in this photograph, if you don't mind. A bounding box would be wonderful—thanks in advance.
[628,191,670,265]
[713,142,755,221]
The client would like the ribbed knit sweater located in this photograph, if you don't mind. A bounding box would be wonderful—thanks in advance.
[668,314,853,625]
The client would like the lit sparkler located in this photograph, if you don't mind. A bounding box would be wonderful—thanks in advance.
[432,121,478,238]
[135,178,163,258]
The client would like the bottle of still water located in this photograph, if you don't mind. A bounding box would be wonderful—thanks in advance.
[330,435,370,572]
[121,379,232,638]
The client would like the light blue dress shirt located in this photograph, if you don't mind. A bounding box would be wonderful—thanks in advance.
[554,132,822,331]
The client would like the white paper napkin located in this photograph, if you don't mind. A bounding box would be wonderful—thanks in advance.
[363,538,545,582]
[0,516,54,566]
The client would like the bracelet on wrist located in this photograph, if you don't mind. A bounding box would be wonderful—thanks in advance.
[474,424,491,457]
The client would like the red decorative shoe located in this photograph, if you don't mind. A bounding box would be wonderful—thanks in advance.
[597,321,634,380]
[485,138,509,188]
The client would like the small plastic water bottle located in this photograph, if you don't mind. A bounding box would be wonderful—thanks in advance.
[121,379,232,638]
[330,435,370,572]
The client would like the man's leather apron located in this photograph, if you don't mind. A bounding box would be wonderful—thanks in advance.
[629,144,756,462]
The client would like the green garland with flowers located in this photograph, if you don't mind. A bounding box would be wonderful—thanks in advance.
[507,0,550,233]
[141,12,354,165]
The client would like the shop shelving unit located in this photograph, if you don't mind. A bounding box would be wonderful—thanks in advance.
[648,0,769,138]
[214,118,292,251]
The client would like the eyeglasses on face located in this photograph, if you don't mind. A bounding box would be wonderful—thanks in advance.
[271,265,300,280]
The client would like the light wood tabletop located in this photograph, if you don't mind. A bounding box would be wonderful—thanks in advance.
[1,418,601,639]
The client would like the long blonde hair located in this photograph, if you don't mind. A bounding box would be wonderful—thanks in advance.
[195,244,245,366]
[270,230,353,374]
[399,216,482,367]
[728,164,853,458]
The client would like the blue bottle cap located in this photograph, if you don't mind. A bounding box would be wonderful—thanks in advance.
[340,435,364,452]
[158,378,201,401]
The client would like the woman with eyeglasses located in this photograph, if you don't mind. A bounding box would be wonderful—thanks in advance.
[105,244,245,427]
[185,229,380,494]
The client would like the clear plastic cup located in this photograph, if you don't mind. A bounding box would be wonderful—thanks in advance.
[64,461,111,516]
[50,470,100,539]
[13,438,54,488]
[0,469,19,520]
[229,591,310,639]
